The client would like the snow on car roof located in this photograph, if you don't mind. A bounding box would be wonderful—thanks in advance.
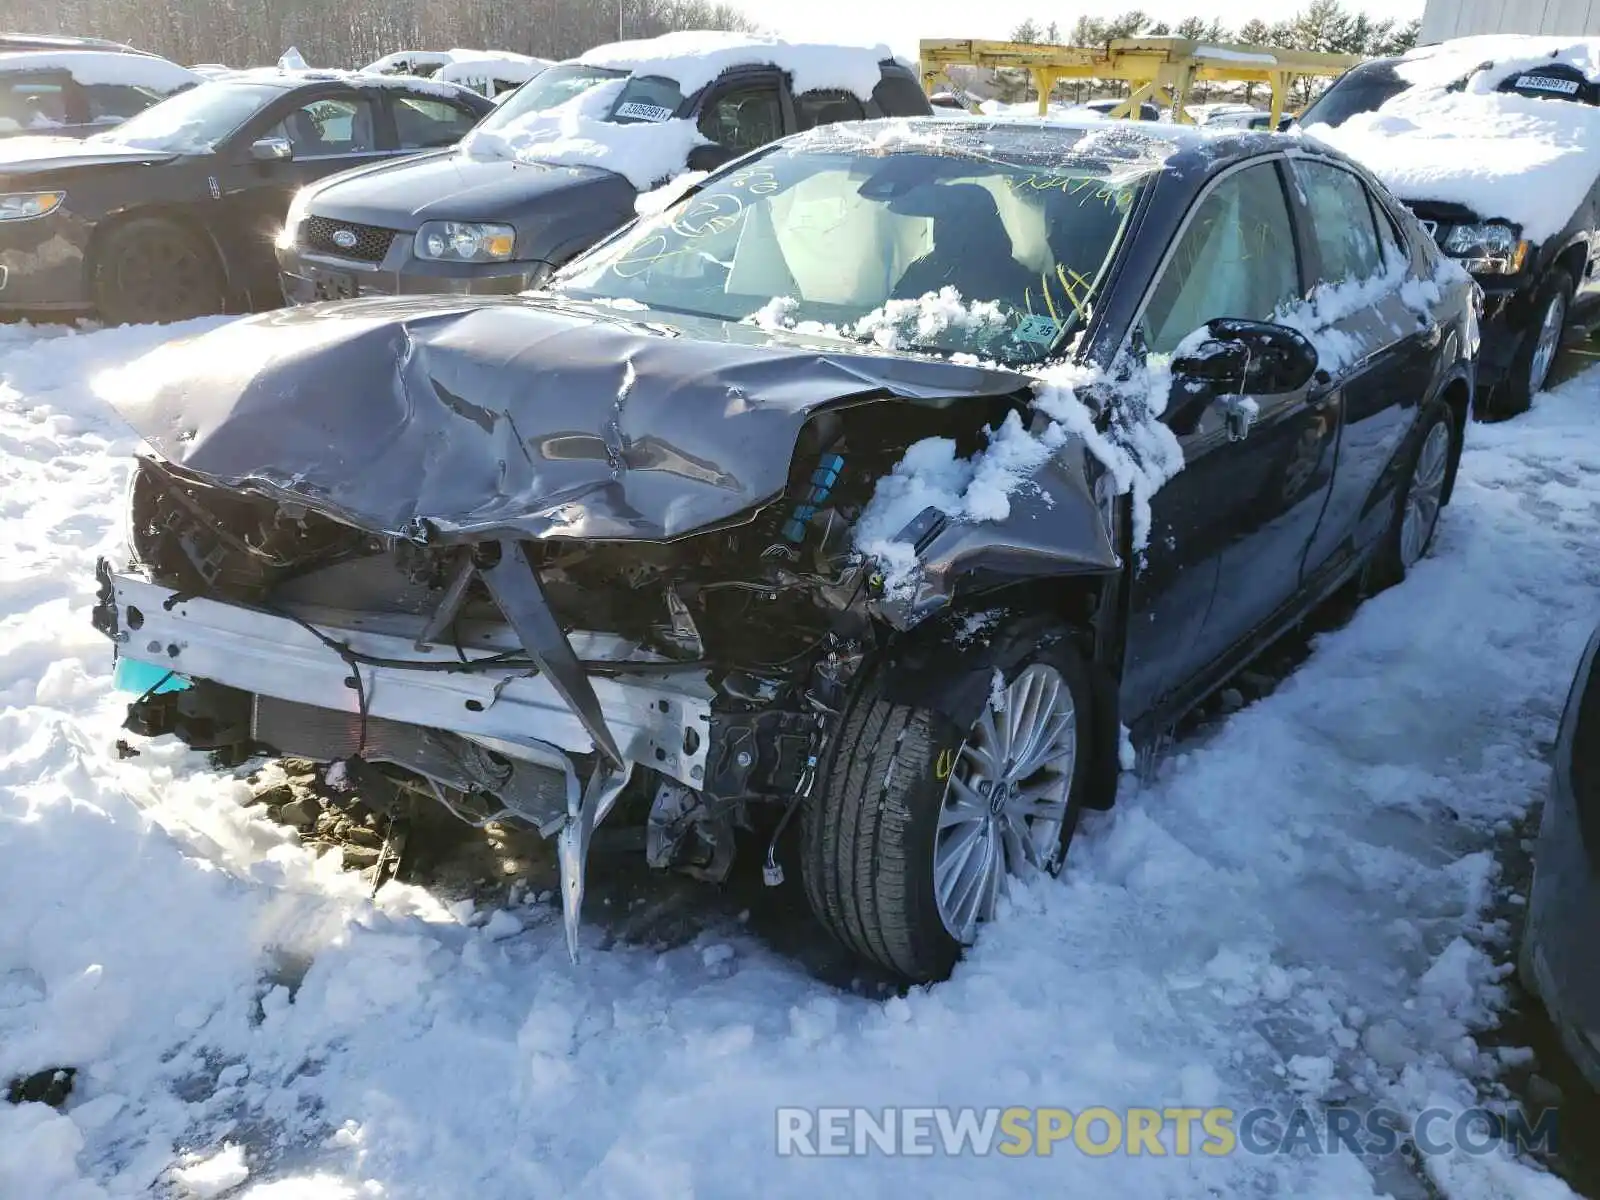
[461,36,899,190]
[363,47,551,81]
[1395,33,1600,89]
[0,49,199,91]
[437,51,550,86]
[575,31,895,99]
[220,65,481,101]
[1306,34,1600,243]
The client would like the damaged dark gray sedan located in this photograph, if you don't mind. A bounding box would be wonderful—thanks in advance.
[94,118,1477,982]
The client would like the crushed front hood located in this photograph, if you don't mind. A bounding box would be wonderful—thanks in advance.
[110,295,1033,542]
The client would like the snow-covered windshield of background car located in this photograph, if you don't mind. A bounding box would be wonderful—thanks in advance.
[556,145,1141,365]
[476,63,683,131]
[90,80,282,151]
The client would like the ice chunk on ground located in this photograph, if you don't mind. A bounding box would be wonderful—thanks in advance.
[171,1143,249,1197]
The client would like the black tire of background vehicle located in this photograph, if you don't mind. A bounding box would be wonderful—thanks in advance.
[799,631,1094,983]
[93,217,226,326]
[1365,399,1455,593]
[1484,268,1574,420]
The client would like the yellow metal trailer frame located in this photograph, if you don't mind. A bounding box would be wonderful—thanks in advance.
[919,37,1363,126]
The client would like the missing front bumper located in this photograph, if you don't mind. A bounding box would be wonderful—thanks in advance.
[103,568,715,961]
[102,571,713,787]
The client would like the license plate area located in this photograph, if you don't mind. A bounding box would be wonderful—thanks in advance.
[313,270,359,300]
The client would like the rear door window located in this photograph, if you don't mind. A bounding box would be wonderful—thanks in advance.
[83,82,161,123]
[0,75,70,132]
[393,95,479,148]
[269,95,380,156]
[1292,159,1387,284]
[795,90,865,131]
[697,81,784,153]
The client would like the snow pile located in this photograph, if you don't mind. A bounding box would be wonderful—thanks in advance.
[170,1143,248,1197]
[744,287,1009,351]
[853,288,1010,350]
[1306,36,1600,241]
[0,50,198,92]
[277,46,308,71]
[633,168,708,216]
[362,48,550,91]
[462,76,706,190]
[853,352,1182,592]
[0,319,1596,1198]
[853,411,1070,583]
[577,31,892,99]
[1271,251,1465,375]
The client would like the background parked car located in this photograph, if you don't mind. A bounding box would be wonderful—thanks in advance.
[101,116,1476,982]
[0,32,146,54]
[0,49,198,138]
[1521,616,1600,1093]
[274,33,931,304]
[1083,96,1165,120]
[362,48,551,99]
[1303,36,1600,415]
[0,68,493,324]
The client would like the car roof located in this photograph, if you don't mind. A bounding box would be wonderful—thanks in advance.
[800,115,1291,172]
[209,67,487,98]
[0,32,143,53]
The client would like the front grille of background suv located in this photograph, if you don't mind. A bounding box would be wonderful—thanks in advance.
[299,216,397,264]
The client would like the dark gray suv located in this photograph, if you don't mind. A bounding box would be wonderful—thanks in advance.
[1521,618,1600,1092]
[274,44,932,304]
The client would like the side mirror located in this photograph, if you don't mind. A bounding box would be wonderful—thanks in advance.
[1171,318,1318,394]
[685,143,735,173]
[250,136,293,162]
[1168,318,1319,438]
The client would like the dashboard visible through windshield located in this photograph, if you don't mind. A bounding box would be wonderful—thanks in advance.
[556,142,1142,366]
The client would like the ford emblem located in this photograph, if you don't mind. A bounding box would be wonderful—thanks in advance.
[331,228,358,250]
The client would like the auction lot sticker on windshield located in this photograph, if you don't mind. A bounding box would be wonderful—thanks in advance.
[616,102,675,122]
[1514,74,1581,95]
[1013,313,1063,347]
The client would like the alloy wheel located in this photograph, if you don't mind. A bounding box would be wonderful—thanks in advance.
[1400,420,1451,568]
[1529,290,1567,399]
[933,663,1077,943]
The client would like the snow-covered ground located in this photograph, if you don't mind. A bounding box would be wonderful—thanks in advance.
[1,318,1596,1199]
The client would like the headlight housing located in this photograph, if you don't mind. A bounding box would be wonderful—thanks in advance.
[0,191,65,221]
[275,186,316,251]
[1441,222,1530,275]
[414,221,516,263]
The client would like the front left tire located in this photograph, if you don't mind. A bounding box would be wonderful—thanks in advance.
[800,630,1093,982]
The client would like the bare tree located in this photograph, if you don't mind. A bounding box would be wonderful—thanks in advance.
[0,0,757,68]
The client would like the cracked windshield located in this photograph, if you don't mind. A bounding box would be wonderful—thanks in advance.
[556,145,1141,365]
